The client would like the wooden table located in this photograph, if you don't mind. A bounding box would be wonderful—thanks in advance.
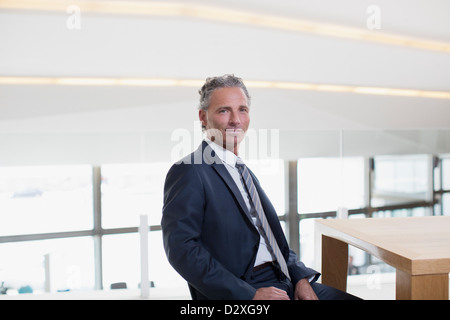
[315,216,450,300]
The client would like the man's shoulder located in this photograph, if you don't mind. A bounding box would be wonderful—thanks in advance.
[174,143,204,165]
[173,141,222,166]
[165,142,220,188]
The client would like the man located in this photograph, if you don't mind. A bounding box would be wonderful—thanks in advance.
[162,74,359,300]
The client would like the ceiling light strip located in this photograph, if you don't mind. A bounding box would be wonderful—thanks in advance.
[1,0,450,53]
[1,76,449,99]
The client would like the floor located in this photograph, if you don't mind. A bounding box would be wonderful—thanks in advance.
[0,273,398,300]
[4,272,450,300]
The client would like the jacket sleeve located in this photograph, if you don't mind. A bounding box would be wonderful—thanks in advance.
[161,163,257,300]
[287,249,321,286]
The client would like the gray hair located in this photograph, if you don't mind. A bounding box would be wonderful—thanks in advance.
[198,74,251,112]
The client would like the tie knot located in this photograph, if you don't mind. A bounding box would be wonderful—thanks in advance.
[235,157,245,167]
[235,163,244,170]
[235,159,246,174]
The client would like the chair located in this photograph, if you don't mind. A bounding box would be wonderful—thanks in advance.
[110,282,127,289]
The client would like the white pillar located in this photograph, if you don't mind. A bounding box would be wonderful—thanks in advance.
[337,207,349,219]
[44,253,51,292]
[139,215,149,298]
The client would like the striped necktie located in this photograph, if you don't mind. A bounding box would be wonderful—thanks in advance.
[235,160,290,280]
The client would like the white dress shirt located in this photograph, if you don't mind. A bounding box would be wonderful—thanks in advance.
[205,139,273,267]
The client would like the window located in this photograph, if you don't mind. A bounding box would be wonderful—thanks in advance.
[442,157,450,191]
[443,193,450,216]
[297,157,365,214]
[102,233,140,290]
[297,157,365,273]
[102,231,184,290]
[247,159,285,216]
[372,154,430,207]
[101,163,172,228]
[0,237,94,294]
[299,218,317,267]
[0,165,93,236]
[434,156,450,216]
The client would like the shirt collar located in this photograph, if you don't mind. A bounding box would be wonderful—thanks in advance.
[205,138,238,167]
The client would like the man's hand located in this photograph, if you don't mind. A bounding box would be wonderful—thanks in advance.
[294,278,319,300]
[253,287,290,300]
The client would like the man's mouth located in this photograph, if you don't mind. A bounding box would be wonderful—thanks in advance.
[225,128,244,136]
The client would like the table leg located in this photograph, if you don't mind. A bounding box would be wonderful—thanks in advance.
[321,235,348,292]
[396,269,449,300]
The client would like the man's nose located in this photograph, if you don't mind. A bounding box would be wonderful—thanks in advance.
[229,110,241,125]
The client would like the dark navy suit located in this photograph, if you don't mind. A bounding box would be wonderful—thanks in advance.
[162,141,319,300]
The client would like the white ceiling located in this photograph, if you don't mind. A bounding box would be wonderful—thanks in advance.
[0,0,449,164]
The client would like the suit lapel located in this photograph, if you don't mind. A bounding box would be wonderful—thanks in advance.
[213,164,252,218]
[201,141,253,224]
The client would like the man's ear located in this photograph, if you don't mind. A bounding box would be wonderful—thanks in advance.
[199,109,207,128]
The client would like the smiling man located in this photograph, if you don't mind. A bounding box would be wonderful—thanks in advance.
[198,84,249,156]
[162,74,359,300]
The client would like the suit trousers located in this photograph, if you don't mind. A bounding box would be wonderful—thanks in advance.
[247,264,361,300]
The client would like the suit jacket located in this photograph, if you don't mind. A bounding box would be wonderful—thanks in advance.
[161,141,319,300]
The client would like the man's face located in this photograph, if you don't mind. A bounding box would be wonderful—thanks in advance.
[199,87,250,155]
